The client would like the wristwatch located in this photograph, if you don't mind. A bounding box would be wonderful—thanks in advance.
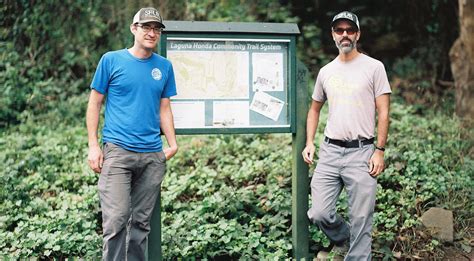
[375,145,385,151]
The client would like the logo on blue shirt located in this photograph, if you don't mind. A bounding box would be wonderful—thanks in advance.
[151,68,162,80]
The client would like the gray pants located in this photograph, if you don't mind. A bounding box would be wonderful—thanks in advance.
[98,143,167,261]
[307,140,377,261]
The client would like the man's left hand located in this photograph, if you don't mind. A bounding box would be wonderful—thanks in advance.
[163,146,178,161]
[369,149,385,177]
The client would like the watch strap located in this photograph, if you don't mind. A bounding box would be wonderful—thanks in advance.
[375,145,385,151]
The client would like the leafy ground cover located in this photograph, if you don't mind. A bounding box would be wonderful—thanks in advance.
[0,96,472,259]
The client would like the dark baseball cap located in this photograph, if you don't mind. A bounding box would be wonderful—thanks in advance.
[331,11,359,30]
[132,7,165,28]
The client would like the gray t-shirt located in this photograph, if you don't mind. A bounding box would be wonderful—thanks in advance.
[312,53,391,140]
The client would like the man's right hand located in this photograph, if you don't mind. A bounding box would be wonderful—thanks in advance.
[88,145,103,173]
[302,143,316,165]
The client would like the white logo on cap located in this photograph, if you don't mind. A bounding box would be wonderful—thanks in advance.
[145,10,159,18]
[151,68,162,80]
[336,12,351,20]
[334,12,359,29]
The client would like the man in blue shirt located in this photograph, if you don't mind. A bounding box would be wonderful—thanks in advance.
[86,7,178,260]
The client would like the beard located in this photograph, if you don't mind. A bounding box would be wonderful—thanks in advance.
[335,38,357,54]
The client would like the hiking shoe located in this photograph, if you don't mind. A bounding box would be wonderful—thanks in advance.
[327,240,349,260]
[315,240,349,261]
[315,250,330,260]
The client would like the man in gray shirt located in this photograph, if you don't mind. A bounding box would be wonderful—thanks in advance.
[302,11,391,260]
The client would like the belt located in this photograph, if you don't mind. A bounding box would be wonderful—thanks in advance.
[324,136,374,148]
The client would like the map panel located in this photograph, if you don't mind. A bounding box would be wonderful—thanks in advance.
[168,51,249,99]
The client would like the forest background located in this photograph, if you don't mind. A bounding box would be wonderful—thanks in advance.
[1,0,473,259]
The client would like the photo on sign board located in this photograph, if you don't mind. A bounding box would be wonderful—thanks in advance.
[171,101,206,128]
[252,52,284,92]
[213,101,250,127]
[250,91,284,121]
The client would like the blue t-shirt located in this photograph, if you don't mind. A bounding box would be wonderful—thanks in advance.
[90,49,177,152]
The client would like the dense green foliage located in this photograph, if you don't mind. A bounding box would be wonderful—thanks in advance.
[1,99,472,259]
[1,0,122,128]
[0,96,102,258]
[161,134,293,259]
[1,0,471,259]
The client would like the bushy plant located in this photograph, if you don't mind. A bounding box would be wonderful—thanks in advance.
[0,0,122,128]
[161,134,294,259]
[1,99,472,259]
[0,124,102,258]
[371,103,473,259]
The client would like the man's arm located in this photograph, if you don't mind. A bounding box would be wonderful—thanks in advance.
[160,98,178,160]
[302,100,325,164]
[86,89,105,173]
[369,93,390,177]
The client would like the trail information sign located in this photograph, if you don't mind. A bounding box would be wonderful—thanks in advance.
[159,21,299,134]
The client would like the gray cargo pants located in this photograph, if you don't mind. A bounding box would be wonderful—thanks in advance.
[307,139,377,261]
[98,142,167,261]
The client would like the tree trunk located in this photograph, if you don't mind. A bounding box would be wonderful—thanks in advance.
[450,0,474,125]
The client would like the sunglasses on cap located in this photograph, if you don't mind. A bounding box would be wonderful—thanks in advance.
[333,27,358,35]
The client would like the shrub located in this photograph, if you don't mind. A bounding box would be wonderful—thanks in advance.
[0,124,101,258]
[1,99,472,259]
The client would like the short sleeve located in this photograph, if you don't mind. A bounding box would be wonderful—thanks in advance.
[373,62,391,97]
[161,62,177,98]
[311,70,327,102]
[90,54,111,94]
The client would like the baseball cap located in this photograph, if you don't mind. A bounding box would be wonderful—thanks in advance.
[331,11,359,30]
[132,7,165,28]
